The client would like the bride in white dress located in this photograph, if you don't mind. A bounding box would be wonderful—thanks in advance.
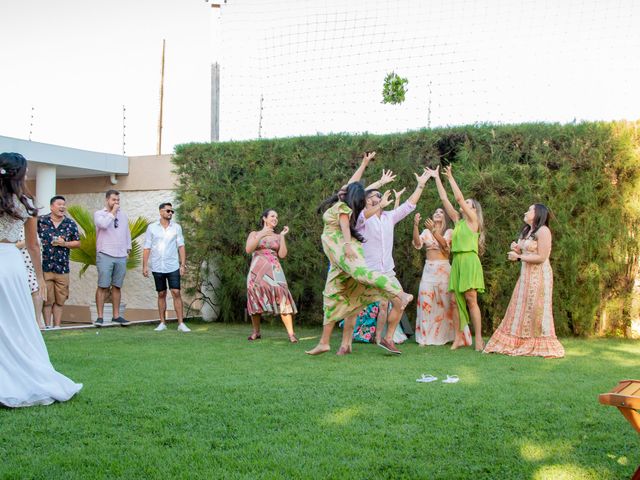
[0,152,82,408]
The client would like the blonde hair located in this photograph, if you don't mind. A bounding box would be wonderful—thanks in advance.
[469,198,485,256]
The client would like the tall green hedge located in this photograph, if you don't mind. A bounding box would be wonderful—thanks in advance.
[173,121,640,336]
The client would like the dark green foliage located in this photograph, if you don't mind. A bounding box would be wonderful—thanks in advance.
[173,122,640,335]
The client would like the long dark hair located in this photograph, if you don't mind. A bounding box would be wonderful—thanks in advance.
[0,152,37,219]
[520,204,550,239]
[344,182,365,242]
[258,208,277,232]
[317,182,365,242]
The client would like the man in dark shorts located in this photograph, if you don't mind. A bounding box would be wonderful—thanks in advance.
[142,202,189,332]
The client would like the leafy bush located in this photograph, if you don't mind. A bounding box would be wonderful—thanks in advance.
[173,121,640,336]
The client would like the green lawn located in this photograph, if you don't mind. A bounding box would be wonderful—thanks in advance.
[1,322,638,479]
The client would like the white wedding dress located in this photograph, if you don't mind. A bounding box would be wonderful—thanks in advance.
[0,197,82,407]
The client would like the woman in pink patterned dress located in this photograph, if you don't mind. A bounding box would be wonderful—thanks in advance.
[412,208,471,346]
[245,209,298,343]
[484,204,564,358]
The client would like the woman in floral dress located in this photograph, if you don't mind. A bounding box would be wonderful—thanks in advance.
[484,204,564,358]
[412,208,471,346]
[305,152,414,356]
[245,209,298,342]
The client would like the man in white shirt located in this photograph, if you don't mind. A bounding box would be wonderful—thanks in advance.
[356,169,430,354]
[142,202,190,332]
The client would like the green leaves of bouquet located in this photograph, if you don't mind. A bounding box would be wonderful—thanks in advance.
[382,72,408,105]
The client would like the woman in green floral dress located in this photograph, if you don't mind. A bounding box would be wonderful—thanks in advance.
[305,152,414,356]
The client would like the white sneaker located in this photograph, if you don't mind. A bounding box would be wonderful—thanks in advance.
[154,323,167,331]
[177,323,191,333]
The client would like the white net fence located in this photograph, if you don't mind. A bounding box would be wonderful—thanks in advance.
[216,0,640,141]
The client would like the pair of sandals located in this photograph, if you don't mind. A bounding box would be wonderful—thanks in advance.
[247,332,298,343]
[416,374,459,384]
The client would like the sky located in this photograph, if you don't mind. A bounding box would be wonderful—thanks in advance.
[1,0,639,156]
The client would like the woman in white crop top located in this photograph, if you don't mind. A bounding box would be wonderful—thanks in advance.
[0,152,82,407]
[412,208,472,346]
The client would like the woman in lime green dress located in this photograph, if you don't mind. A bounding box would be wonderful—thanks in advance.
[305,152,414,356]
[430,165,486,351]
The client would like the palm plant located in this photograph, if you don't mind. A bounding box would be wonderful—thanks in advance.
[67,205,150,276]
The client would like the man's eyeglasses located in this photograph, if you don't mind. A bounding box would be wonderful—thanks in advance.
[164,209,175,214]
[114,218,119,229]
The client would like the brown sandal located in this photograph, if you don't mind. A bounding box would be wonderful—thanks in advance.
[288,334,299,343]
[247,332,262,341]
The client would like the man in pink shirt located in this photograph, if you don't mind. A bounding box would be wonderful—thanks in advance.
[356,169,431,354]
[94,190,131,327]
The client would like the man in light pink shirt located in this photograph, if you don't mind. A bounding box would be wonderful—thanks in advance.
[94,189,131,327]
[356,169,431,353]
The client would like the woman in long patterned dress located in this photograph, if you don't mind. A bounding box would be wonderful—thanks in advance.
[412,208,471,346]
[246,209,298,342]
[484,204,564,358]
[431,165,486,351]
[0,152,82,407]
[305,152,414,356]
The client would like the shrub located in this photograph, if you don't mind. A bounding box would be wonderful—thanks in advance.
[173,121,640,336]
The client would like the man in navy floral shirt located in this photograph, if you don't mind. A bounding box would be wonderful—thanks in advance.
[37,196,80,328]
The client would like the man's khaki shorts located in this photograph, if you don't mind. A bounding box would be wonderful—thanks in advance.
[44,272,70,306]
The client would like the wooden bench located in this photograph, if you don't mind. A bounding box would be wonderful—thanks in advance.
[599,380,640,480]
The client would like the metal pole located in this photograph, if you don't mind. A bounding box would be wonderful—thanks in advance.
[157,39,166,155]
[210,3,222,142]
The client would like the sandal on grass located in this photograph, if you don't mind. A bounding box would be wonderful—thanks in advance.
[442,375,460,384]
[416,374,438,383]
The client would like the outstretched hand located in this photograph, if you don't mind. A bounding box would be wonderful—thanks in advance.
[393,187,406,200]
[362,151,376,164]
[414,212,421,226]
[425,165,439,179]
[425,218,436,232]
[442,165,453,179]
[379,169,396,186]
[415,168,431,187]
[379,190,393,209]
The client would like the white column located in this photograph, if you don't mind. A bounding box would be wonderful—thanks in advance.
[35,164,57,215]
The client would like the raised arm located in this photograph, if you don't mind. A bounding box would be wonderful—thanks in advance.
[442,165,476,224]
[407,169,430,206]
[412,213,423,249]
[278,226,289,259]
[393,187,406,210]
[429,167,459,222]
[363,190,392,219]
[427,219,450,255]
[347,151,376,185]
[365,169,396,191]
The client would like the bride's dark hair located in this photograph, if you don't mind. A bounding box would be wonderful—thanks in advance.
[0,152,37,219]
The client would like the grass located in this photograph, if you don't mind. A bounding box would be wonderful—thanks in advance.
[1,322,638,479]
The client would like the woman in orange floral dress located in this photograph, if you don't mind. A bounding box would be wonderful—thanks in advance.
[484,204,564,358]
[245,209,298,343]
[412,208,471,346]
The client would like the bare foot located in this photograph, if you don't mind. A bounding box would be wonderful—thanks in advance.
[305,344,331,355]
[450,336,466,350]
[475,338,485,352]
[336,345,352,356]
[397,292,414,310]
